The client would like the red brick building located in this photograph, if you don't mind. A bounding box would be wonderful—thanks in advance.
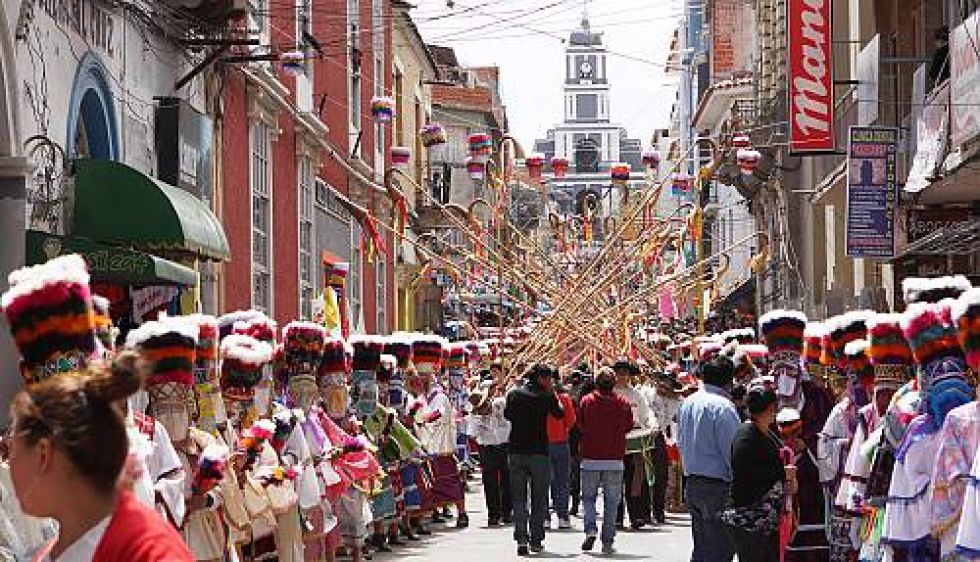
[218,0,394,333]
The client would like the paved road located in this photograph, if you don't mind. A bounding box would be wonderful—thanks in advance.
[374,478,694,561]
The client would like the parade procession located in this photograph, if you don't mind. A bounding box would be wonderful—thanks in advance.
[2,0,980,560]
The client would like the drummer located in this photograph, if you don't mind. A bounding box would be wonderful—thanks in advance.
[612,360,659,529]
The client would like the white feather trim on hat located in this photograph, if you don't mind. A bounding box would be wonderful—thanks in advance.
[283,321,327,339]
[218,309,264,328]
[2,254,90,309]
[844,339,869,358]
[866,313,905,331]
[735,344,769,362]
[776,407,801,424]
[92,295,110,313]
[902,275,972,304]
[220,334,274,365]
[721,327,755,341]
[380,354,397,367]
[804,322,827,338]
[126,318,200,348]
[349,334,386,346]
[952,287,980,322]
[758,309,809,331]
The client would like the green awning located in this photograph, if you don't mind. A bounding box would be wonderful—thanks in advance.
[72,159,230,260]
[26,231,199,287]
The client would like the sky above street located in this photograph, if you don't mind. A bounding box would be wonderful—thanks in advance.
[413,0,682,151]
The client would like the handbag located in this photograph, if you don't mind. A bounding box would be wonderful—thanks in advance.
[720,480,785,534]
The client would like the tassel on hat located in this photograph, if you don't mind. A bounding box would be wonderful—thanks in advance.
[1,254,97,383]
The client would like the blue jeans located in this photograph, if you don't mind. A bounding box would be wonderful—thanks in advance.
[548,442,571,519]
[581,468,624,546]
[685,476,734,562]
[509,454,551,546]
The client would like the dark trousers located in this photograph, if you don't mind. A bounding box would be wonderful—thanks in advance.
[651,432,668,522]
[686,476,735,562]
[479,444,512,520]
[617,452,651,525]
[509,453,551,546]
[570,454,582,511]
[729,526,780,562]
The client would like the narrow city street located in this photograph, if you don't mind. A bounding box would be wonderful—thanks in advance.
[376,479,693,561]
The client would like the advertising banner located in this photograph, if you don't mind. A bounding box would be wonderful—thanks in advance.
[845,127,899,258]
[788,0,835,153]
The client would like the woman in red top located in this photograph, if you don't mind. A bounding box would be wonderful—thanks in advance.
[546,378,577,529]
[6,352,193,562]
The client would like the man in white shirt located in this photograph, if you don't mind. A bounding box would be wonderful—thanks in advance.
[613,361,658,529]
[468,376,513,526]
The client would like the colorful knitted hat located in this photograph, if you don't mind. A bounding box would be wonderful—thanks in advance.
[217,309,264,340]
[350,335,385,372]
[866,314,914,389]
[826,310,874,371]
[803,322,826,377]
[720,327,755,345]
[318,337,351,381]
[446,343,469,369]
[186,314,220,385]
[952,288,980,372]
[219,334,274,401]
[759,310,807,356]
[412,334,448,374]
[92,294,113,354]
[233,314,278,345]
[733,344,768,381]
[902,276,972,305]
[126,317,199,405]
[1,254,97,384]
[383,335,414,369]
[282,321,328,376]
[317,336,352,420]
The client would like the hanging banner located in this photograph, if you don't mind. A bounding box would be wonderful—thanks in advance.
[788,0,834,153]
[951,8,980,147]
[845,127,899,258]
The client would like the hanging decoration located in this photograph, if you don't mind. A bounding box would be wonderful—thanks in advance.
[390,146,411,168]
[360,214,387,264]
[610,162,631,187]
[371,96,395,123]
[280,50,306,76]
[466,156,485,181]
[467,132,493,163]
[732,132,752,149]
[420,123,447,148]
[736,148,762,175]
[641,148,661,170]
[525,153,545,182]
[671,172,692,196]
[551,156,569,178]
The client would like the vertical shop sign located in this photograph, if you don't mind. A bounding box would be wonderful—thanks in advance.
[845,127,899,258]
[788,0,835,153]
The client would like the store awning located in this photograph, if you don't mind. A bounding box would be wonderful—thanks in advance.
[26,231,199,286]
[895,218,980,257]
[72,159,230,260]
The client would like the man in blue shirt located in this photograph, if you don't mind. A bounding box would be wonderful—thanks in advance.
[677,354,741,562]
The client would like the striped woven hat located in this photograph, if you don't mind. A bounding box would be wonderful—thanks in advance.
[2,254,97,384]
[383,335,414,369]
[446,342,469,369]
[412,334,448,374]
[867,314,914,389]
[759,310,807,357]
[803,322,826,377]
[350,335,386,372]
[282,321,328,376]
[127,317,199,405]
[219,334,273,401]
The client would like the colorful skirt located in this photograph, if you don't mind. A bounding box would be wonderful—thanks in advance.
[429,453,463,508]
[401,461,426,512]
[369,473,398,522]
[337,489,369,547]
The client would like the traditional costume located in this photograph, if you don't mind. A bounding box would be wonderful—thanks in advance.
[953,288,980,558]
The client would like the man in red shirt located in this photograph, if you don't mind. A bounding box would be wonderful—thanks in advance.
[577,367,635,555]
[546,376,577,529]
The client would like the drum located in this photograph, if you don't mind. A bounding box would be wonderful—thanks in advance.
[626,428,654,455]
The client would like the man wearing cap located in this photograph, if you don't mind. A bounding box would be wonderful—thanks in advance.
[505,364,566,556]
[677,355,740,562]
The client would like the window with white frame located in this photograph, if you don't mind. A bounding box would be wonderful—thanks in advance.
[350,224,363,324]
[250,122,273,313]
[298,157,315,319]
[376,257,386,333]
[348,0,362,155]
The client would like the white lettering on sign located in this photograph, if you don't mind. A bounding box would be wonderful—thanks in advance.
[179,141,200,186]
[37,0,117,58]
[789,0,834,152]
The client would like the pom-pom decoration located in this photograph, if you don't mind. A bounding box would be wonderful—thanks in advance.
[256,465,300,488]
[220,334,274,401]
[383,335,414,369]
[191,444,229,497]
[390,146,411,167]
[721,327,755,345]
[329,434,371,460]
[233,315,278,345]
[466,157,485,181]
[867,314,914,386]
[610,162,631,187]
[370,96,395,123]
[271,408,299,454]
[467,132,493,162]
[420,123,447,148]
[280,50,307,76]
[1,254,97,384]
[126,318,200,389]
[218,310,264,340]
[641,148,661,169]
[759,310,808,356]
[736,149,762,176]
[953,288,980,372]
[446,343,469,369]
[901,302,964,369]
[412,335,448,374]
[239,418,276,471]
[350,335,386,372]
[525,153,546,182]
[282,321,327,376]
[551,156,570,178]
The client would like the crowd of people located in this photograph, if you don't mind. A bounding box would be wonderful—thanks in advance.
[2,254,980,562]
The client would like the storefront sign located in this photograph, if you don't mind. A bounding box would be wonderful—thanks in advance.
[856,35,880,126]
[846,127,899,258]
[951,9,980,147]
[788,0,834,153]
[131,285,178,323]
[38,0,118,57]
[908,207,973,243]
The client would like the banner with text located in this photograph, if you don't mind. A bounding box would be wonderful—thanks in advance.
[788,0,834,153]
[846,127,899,258]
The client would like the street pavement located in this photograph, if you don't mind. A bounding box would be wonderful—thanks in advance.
[374,478,694,561]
